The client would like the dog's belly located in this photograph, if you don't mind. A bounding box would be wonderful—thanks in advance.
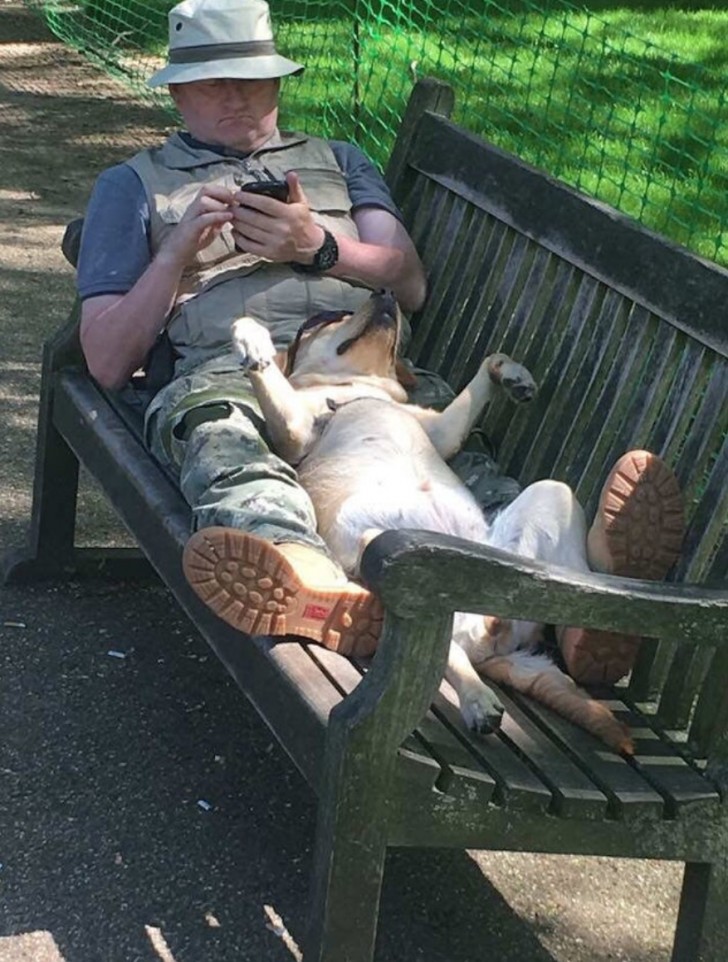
[297,399,490,573]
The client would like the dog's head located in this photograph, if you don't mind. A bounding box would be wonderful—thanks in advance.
[284,290,414,387]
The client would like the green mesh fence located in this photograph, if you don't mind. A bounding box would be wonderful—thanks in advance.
[25,0,728,267]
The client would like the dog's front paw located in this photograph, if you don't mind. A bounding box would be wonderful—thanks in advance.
[231,316,276,372]
[459,684,505,735]
[485,353,537,403]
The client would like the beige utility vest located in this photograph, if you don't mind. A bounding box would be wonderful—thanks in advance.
[126,130,372,375]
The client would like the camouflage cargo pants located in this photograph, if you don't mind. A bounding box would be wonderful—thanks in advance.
[144,353,521,557]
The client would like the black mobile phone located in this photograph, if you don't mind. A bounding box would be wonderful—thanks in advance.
[238,180,290,203]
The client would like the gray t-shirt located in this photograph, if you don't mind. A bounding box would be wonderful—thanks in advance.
[77,136,402,300]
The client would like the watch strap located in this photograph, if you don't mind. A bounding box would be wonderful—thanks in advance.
[291,229,339,274]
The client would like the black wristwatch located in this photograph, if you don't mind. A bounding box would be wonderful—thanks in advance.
[291,229,339,274]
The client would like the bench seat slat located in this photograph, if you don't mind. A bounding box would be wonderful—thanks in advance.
[305,646,497,805]
[436,681,610,820]
[611,705,721,814]
[505,692,674,819]
[430,686,552,813]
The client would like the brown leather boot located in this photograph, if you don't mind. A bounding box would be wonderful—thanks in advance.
[558,450,685,684]
[182,527,382,656]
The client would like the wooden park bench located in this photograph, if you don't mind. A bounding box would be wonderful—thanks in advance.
[3,78,727,961]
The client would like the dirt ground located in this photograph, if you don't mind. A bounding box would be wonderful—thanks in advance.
[0,2,685,960]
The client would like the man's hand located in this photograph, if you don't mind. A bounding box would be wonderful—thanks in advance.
[158,184,236,267]
[230,172,324,264]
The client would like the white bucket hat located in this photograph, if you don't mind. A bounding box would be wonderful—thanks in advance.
[147,0,305,88]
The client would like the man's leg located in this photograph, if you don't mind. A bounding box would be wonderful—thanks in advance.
[559,450,685,684]
[149,390,381,655]
[458,455,684,686]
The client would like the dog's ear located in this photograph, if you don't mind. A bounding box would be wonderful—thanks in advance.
[395,359,418,389]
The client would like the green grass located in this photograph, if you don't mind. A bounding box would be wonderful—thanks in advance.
[36,0,728,265]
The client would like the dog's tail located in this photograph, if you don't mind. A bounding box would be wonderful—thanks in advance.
[480,651,634,755]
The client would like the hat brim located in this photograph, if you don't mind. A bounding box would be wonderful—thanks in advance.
[147,54,304,88]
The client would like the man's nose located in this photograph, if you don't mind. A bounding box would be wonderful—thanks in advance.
[221,79,250,102]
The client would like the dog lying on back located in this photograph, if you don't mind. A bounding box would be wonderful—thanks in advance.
[231,290,633,753]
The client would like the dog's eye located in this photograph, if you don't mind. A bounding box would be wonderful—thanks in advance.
[301,310,348,333]
[336,336,359,355]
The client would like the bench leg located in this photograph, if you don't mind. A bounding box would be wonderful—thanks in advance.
[3,392,155,585]
[3,410,82,583]
[305,801,387,962]
[672,859,728,961]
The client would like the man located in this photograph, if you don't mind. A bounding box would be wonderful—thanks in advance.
[78,0,427,656]
[77,0,684,683]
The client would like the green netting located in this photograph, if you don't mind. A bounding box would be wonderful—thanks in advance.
[24,0,728,267]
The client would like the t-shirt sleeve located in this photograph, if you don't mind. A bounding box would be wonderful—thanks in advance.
[329,141,403,221]
[76,164,152,300]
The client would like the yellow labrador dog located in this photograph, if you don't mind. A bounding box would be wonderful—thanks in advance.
[231,290,632,754]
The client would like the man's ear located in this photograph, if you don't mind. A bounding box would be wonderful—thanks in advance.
[395,358,417,390]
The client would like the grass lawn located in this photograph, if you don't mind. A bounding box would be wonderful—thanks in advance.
[42,0,728,264]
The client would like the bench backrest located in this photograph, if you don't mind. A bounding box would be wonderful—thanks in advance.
[387,80,727,753]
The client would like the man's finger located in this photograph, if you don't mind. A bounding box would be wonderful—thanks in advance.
[197,183,237,206]
[286,171,308,206]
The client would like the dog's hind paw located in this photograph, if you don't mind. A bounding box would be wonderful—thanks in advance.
[485,354,537,403]
[459,688,505,735]
[231,316,277,372]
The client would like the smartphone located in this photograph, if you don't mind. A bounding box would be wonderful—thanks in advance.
[238,180,290,203]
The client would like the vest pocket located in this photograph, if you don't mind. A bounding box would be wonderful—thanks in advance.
[300,167,352,214]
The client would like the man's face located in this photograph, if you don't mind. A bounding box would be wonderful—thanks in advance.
[170,78,280,152]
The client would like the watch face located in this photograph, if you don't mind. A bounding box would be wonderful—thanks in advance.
[314,231,339,271]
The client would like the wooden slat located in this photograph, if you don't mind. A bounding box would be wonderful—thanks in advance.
[407,110,728,355]
[305,646,496,804]
[504,690,666,819]
[431,684,553,813]
[436,681,610,820]
[689,646,728,760]
[511,272,606,485]
[413,212,512,372]
[441,221,529,382]
[488,258,584,471]
[605,698,720,814]
[678,430,728,583]
[656,643,712,731]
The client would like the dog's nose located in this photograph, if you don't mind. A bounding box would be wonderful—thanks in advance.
[370,289,398,324]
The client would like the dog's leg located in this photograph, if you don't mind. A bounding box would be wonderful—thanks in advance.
[447,613,505,733]
[414,353,536,460]
[488,479,591,572]
[480,651,634,754]
[231,317,319,464]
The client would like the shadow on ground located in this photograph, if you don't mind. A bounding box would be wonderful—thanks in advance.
[2,580,565,962]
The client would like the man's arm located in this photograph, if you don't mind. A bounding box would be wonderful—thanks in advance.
[80,184,236,390]
[333,205,427,314]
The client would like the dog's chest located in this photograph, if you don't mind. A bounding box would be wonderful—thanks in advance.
[308,397,430,460]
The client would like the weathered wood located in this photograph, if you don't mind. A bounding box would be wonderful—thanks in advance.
[385,76,454,199]
[361,530,728,644]
[403,110,728,353]
[672,859,728,962]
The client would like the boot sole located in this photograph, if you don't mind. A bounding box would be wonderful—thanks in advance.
[182,527,382,656]
[587,449,685,580]
[561,451,685,684]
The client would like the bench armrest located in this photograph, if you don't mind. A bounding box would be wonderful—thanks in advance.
[361,529,728,646]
